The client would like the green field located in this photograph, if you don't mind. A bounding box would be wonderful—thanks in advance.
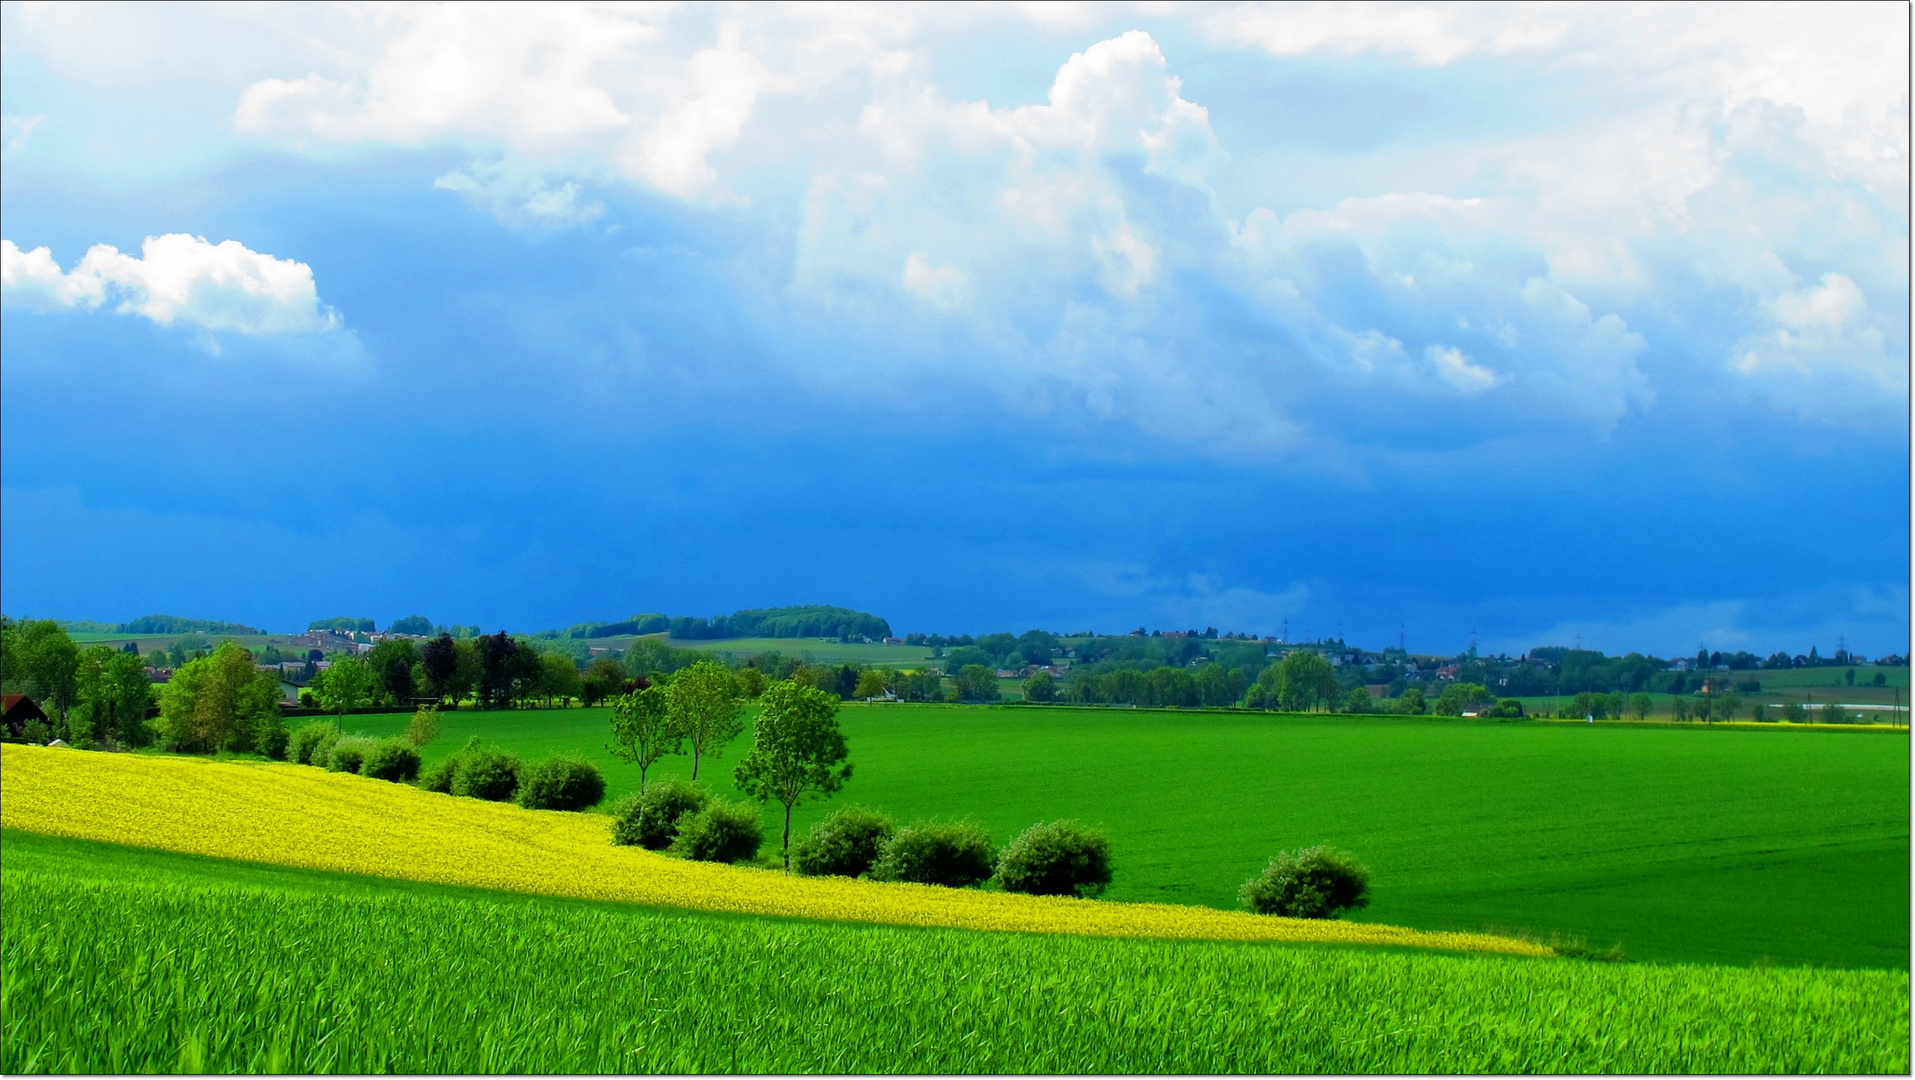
[3,830,1903,1074]
[340,703,1909,970]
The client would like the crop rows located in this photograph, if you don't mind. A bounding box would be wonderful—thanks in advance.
[0,746,1544,954]
[4,866,1905,1075]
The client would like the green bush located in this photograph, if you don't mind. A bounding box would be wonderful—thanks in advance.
[288,721,341,766]
[611,779,708,849]
[252,713,291,760]
[515,754,606,811]
[792,805,895,877]
[362,739,422,782]
[1240,845,1370,919]
[869,820,994,888]
[993,820,1113,898]
[449,743,521,802]
[669,798,764,864]
[326,735,380,775]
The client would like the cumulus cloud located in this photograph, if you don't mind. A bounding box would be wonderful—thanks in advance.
[1,235,337,335]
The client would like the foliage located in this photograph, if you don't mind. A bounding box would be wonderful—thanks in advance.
[364,639,419,703]
[734,679,851,867]
[362,739,422,782]
[870,820,995,888]
[792,805,896,878]
[606,683,682,795]
[72,645,154,748]
[853,668,888,700]
[326,735,381,775]
[312,656,376,715]
[116,614,263,636]
[515,754,606,811]
[580,658,628,707]
[951,664,1000,702]
[536,652,582,707]
[1022,670,1057,702]
[1434,683,1494,716]
[994,820,1113,898]
[288,721,342,767]
[1246,651,1340,711]
[1,619,81,719]
[611,778,708,849]
[155,643,282,754]
[1241,846,1371,919]
[667,661,744,781]
[1391,687,1428,715]
[450,741,522,801]
[669,798,764,863]
[309,617,376,632]
[405,707,441,748]
[420,634,462,704]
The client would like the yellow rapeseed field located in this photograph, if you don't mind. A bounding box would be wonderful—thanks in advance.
[1,745,1549,956]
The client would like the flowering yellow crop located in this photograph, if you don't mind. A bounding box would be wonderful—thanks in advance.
[1,745,1549,956]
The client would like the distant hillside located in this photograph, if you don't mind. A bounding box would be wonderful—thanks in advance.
[116,615,265,636]
[543,605,892,642]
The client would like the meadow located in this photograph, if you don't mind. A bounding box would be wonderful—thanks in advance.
[3,831,1905,1074]
[334,703,1909,970]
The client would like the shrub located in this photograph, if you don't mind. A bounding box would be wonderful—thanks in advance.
[1240,845,1370,919]
[792,805,895,877]
[326,735,379,775]
[869,820,994,888]
[669,798,764,864]
[449,743,521,802]
[362,739,422,782]
[515,754,606,811]
[252,713,291,760]
[404,707,441,748]
[994,819,1113,898]
[288,721,341,766]
[611,779,708,849]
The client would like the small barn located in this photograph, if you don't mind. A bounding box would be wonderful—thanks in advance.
[1,695,50,740]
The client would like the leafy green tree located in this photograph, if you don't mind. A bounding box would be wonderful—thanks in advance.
[1391,687,1428,715]
[0,619,81,722]
[1717,690,1742,724]
[1628,692,1653,720]
[155,642,283,753]
[388,615,433,636]
[667,660,744,781]
[421,634,460,704]
[364,639,419,703]
[734,679,852,869]
[607,683,683,815]
[952,664,1000,702]
[580,657,628,706]
[1022,669,1056,703]
[1672,696,1691,722]
[1194,663,1246,707]
[854,668,889,700]
[1342,687,1374,714]
[538,652,582,707]
[314,655,375,715]
[1435,682,1493,716]
[73,646,155,748]
[1276,651,1339,711]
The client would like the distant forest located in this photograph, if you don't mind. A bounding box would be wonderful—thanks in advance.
[58,615,265,637]
[540,606,893,643]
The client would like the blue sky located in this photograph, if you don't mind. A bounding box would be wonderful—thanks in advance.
[2,2,1907,657]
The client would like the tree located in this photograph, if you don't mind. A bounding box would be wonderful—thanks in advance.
[1628,692,1653,721]
[607,683,683,816]
[73,645,155,748]
[1342,687,1373,714]
[854,668,889,700]
[538,652,582,707]
[421,634,459,704]
[364,638,419,704]
[734,679,852,869]
[1717,690,1742,724]
[1391,687,1428,715]
[477,632,519,707]
[667,660,744,781]
[388,615,433,636]
[314,655,375,715]
[156,642,282,753]
[1,619,81,721]
[580,657,628,706]
[952,664,1000,702]
[1275,651,1339,711]
[1022,669,1056,703]
[1434,682,1493,716]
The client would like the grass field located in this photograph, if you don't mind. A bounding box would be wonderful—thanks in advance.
[328,703,1909,970]
[4,830,1905,1074]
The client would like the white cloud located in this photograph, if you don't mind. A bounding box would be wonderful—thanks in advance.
[1728,272,1902,420]
[3,114,46,153]
[901,251,965,307]
[433,163,606,231]
[1,235,337,335]
[1424,345,1499,393]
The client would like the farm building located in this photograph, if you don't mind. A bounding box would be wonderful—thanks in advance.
[1,694,50,740]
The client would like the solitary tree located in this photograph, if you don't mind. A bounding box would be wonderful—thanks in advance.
[421,634,459,704]
[667,660,744,781]
[314,655,375,715]
[734,679,851,869]
[608,683,683,805]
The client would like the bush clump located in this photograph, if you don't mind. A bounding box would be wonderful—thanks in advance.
[361,738,422,782]
[1240,845,1370,919]
[669,798,764,864]
[611,779,709,849]
[515,754,607,811]
[994,819,1113,898]
[325,735,380,775]
[869,820,995,888]
[449,743,522,802]
[792,805,896,878]
[288,721,341,766]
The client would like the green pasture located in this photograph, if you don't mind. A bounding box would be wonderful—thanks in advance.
[675,636,936,665]
[342,703,1910,970]
[3,831,1903,1074]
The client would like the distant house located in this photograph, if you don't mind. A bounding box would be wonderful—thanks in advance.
[1,695,49,740]
[1435,664,1460,681]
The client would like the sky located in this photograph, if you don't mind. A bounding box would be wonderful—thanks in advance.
[0,1,1907,657]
